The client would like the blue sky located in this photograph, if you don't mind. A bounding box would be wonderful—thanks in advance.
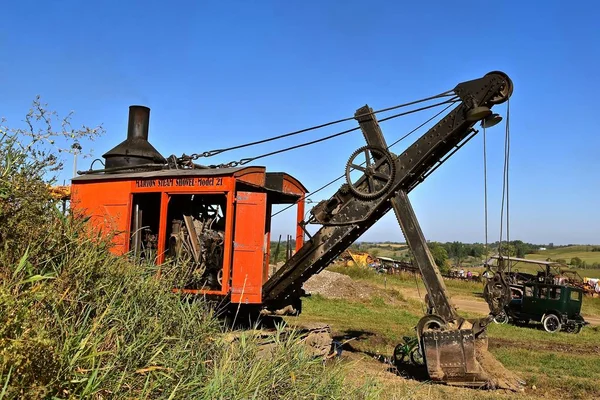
[2,0,599,245]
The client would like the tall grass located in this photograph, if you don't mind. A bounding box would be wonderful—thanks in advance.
[0,102,378,399]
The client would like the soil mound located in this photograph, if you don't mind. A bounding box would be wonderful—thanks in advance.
[303,270,372,300]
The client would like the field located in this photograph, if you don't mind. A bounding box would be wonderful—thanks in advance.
[289,265,600,399]
[359,243,600,279]
[359,243,410,260]
[528,246,600,264]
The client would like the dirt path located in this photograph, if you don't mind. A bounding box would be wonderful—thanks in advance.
[399,287,600,326]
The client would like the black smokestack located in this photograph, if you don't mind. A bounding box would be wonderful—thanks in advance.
[102,105,166,170]
[127,105,150,141]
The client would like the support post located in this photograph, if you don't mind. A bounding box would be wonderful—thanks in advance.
[355,105,388,149]
[390,190,458,322]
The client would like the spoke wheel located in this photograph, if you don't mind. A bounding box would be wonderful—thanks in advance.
[391,343,407,366]
[493,312,509,324]
[217,269,223,287]
[345,146,396,200]
[565,323,582,334]
[542,314,561,333]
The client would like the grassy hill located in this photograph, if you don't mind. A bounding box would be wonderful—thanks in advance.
[527,245,600,264]
[516,245,600,279]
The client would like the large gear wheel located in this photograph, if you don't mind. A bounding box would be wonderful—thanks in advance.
[345,145,396,200]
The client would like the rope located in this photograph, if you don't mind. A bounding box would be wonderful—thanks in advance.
[270,101,457,218]
[187,90,455,159]
[221,98,458,168]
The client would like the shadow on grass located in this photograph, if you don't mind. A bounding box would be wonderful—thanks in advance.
[333,329,430,383]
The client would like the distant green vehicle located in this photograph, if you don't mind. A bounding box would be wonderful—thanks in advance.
[494,282,588,333]
[486,255,589,333]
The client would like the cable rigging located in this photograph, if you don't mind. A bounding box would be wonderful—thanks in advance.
[271,101,457,217]
[498,99,511,266]
[181,90,455,161]
[219,98,458,168]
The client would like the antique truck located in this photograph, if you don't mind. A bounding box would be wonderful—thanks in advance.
[490,256,589,333]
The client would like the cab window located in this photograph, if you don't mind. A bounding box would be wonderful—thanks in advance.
[570,291,582,302]
[550,287,562,300]
[524,286,534,297]
[538,286,548,299]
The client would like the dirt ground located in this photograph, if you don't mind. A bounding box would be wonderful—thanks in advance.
[303,270,373,300]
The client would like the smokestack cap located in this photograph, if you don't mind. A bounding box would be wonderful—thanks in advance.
[102,105,166,169]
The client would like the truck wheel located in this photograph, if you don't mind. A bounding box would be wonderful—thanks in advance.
[493,312,509,324]
[542,314,561,333]
[567,324,583,334]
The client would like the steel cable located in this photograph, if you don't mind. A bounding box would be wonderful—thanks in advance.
[483,125,489,258]
[498,99,511,261]
[188,90,455,159]
[271,101,457,217]
[223,98,458,168]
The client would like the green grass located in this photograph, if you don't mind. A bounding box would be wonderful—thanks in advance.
[303,263,600,398]
[529,246,600,263]
[293,294,420,354]
[328,264,485,297]
[581,296,600,317]
[291,291,600,399]
[1,232,373,399]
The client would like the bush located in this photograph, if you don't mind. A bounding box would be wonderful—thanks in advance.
[0,99,378,399]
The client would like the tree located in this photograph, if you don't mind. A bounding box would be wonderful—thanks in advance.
[468,243,485,258]
[570,257,583,267]
[428,242,449,274]
[498,243,516,257]
[448,241,467,266]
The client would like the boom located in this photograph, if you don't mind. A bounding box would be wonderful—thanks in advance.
[261,71,520,389]
[263,71,513,315]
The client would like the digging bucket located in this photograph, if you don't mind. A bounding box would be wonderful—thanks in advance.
[418,316,524,391]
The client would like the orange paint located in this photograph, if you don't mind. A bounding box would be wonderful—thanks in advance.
[70,166,307,305]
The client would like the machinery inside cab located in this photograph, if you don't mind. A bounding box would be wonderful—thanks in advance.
[70,106,307,305]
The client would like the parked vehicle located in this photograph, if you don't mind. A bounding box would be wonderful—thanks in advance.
[494,282,588,333]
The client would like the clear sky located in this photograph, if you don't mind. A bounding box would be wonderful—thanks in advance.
[2,0,599,245]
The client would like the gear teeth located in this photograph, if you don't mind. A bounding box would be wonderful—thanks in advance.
[345,145,397,200]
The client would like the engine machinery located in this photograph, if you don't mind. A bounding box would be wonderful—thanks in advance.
[70,71,521,390]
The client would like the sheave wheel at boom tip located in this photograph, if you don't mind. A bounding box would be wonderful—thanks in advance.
[345,145,396,200]
[485,71,514,105]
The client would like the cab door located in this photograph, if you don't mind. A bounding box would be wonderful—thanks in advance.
[230,191,267,304]
[520,284,539,320]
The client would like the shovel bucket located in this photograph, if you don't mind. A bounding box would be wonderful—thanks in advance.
[419,317,524,391]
